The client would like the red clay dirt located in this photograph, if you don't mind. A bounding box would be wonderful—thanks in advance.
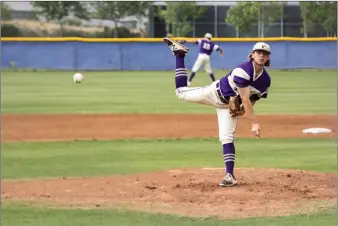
[2,168,336,219]
[2,114,336,142]
[1,113,337,219]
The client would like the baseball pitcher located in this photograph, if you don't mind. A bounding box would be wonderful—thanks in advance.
[187,33,224,86]
[164,37,271,187]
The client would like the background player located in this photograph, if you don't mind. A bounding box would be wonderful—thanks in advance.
[187,33,224,86]
[163,37,271,187]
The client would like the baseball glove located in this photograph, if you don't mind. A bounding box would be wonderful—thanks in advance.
[228,96,245,117]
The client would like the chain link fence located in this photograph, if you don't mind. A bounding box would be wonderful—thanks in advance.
[152,4,335,38]
[3,2,336,38]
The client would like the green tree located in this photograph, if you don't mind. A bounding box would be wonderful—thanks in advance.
[324,2,337,36]
[1,2,12,21]
[31,1,90,36]
[91,2,135,38]
[314,2,337,36]
[257,2,285,38]
[300,2,316,37]
[226,2,284,37]
[300,2,337,37]
[129,2,152,18]
[225,2,260,37]
[128,2,153,37]
[159,2,206,37]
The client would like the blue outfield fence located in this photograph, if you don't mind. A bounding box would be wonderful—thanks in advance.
[1,39,337,70]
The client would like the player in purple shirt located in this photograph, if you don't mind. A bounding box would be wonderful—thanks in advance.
[163,37,271,187]
[187,33,223,86]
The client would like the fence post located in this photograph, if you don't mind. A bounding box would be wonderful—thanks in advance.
[280,6,284,37]
[193,18,196,37]
[214,4,218,37]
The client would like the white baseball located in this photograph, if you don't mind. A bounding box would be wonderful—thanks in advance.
[73,73,84,83]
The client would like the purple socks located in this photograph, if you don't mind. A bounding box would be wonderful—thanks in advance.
[175,55,187,88]
[188,72,196,82]
[223,143,235,178]
[209,73,216,81]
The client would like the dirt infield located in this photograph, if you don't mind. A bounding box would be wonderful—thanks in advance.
[3,168,336,219]
[2,114,336,142]
[2,113,337,219]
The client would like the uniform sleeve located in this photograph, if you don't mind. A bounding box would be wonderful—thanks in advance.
[232,68,251,88]
[197,39,202,46]
[213,44,220,51]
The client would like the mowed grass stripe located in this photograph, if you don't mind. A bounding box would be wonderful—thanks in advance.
[2,138,336,179]
[2,70,336,114]
[2,202,336,226]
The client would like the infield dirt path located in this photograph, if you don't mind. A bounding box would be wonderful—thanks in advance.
[2,114,336,142]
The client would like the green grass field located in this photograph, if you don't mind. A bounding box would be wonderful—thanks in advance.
[2,69,337,226]
[2,70,336,114]
[2,203,336,226]
[3,138,336,179]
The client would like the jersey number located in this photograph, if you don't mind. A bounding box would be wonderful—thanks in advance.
[203,43,211,50]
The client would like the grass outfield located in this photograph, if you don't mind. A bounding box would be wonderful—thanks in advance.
[2,138,336,179]
[1,70,336,114]
[2,203,336,226]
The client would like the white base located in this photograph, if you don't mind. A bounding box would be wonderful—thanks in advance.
[302,128,332,134]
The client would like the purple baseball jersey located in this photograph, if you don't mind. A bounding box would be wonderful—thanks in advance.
[219,61,271,100]
[197,39,219,55]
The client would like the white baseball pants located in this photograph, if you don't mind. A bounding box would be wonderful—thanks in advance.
[176,81,238,144]
[192,53,213,74]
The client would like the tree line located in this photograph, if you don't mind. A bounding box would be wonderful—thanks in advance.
[226,2,337,37]
[1,2,153,37]
[1,1,337,38]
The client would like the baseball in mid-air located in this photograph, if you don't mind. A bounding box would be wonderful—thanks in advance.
[73,73,84,83]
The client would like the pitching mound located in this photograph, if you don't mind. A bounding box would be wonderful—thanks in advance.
[3,168,336,219]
